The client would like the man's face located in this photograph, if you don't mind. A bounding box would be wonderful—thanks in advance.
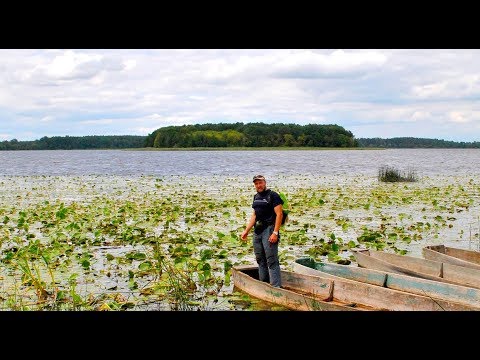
[253,179,266,192]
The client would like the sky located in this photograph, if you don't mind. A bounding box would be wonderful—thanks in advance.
[1,48,480,142]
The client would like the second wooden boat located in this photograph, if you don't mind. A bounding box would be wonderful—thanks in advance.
[353,248,480,290]
[423,244,480,270]
[293,257,480,309]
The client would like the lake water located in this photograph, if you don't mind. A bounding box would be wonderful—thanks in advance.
[1,148,479,176]
[2,148,480,310]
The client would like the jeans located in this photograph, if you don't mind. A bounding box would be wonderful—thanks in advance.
[253,224,281,287]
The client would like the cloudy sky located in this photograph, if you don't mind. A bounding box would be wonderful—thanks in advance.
[1,49,479,142]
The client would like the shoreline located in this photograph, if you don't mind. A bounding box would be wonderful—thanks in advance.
[124,146,385,151]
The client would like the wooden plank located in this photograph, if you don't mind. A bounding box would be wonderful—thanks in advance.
[354,249,480,290]
[231,265,363,311]
[385,272,480,308]
[294,258,480,308]
[295,258,387,287]
[293,260,478,311]
[442,262,480,289]
[325,275,474,311]
[369,250,443,277]
[280,270,333,300]
[423,245,480,270]
[446,246,480,264]
[353,250,446,282]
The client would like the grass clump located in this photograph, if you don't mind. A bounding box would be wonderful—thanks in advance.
[378,165,418,182]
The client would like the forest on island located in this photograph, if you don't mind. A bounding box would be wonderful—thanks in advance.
[144,122,357,148]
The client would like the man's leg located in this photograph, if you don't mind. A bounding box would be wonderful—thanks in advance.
[262,225,281,287]
[253,230,269,283]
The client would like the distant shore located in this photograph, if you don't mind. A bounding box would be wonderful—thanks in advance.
[125,146,385,151]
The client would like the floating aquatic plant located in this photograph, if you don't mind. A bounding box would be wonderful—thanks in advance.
[2,174,480,310]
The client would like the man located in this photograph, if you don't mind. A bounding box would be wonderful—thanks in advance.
[241,174,284,287]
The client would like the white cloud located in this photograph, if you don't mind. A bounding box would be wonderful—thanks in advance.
[123,60,137,71]
[80,119,114,125]
[270,49,388,78]
[145,113,164,120]
[448,111,475,124]
[135,126,159,135]
[40,116,54,122]
[2,49,480,141]
[411,111,432,121]
[12,49,127,86]
[46,50,101,78]
[189,95,206,100]
[412,82,448,98]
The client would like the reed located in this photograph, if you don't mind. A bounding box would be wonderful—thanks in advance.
[378,165,418,182]
[152,239,198,310]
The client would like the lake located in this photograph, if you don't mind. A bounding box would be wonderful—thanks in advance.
[1,148,480,311]
[1,148,479,176]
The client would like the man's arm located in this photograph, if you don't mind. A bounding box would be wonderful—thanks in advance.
[241,210,256,241]
[269,204,283,243]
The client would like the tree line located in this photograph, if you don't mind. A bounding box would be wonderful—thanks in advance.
[0,135,146,150]
[1,127,479,150]
[356,137,480,148]
[144,122,358,148]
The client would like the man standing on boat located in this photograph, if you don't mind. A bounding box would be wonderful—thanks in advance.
[241,174,284,288]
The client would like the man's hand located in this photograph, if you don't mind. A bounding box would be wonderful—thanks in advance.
[269,232,278,243]
[240,230,249,241]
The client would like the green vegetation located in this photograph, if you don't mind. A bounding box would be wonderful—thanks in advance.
[131,146,368,151]
[145,122,358,148]
[0,135,146,150]
[358,137,480,148]
[378,166,419,182]
[1,174,478,310]
[1,125,478,150]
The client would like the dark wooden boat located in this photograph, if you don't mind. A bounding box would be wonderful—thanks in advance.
[293,257,480,310]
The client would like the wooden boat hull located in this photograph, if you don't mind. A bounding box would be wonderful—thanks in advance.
[293,257,480,310]
[231,265,365,311]
[423,245,480,270]
[353,249,480,290]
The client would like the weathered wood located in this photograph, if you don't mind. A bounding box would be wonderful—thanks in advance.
[294,257,480,309]
[442,262,480,289]
[354,249,480,290]
[292,259,477,310]
[353,249,444,281]
[369,250,443,277]
[423,245,480,270]
[231,265,364,311]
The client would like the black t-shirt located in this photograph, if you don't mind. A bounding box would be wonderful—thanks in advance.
[252,189,284,224]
